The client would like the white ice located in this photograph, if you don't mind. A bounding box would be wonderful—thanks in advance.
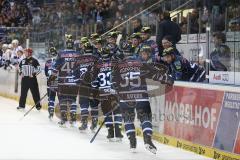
[0,96,213,160]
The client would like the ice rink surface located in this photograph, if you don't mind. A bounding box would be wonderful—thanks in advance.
[0,96,213,160]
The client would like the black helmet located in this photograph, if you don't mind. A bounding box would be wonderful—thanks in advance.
[107,31,118,39]
[100,46,111,60]
[83,42,93,54]
[130,32,141,39]
[141,27,151,34]
[49,47,57,56]
[95,38,103,44]
[80,37,89,44]
[65,34,74,49]
[90,33,100,40]
[140,45,152,55]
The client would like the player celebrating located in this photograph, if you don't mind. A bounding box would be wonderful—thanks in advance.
[130,32,142,58]
[87,45,123,141]
[112,42,173,154]
[77,41,100,132]
[140,27,159,62]
[106,31,124,60]
[45,47,58,120]
[49,34,80,127]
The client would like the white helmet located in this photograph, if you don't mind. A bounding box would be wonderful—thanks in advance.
[11,39,19,45]
[8,44,13,49]
[2,44,8,49]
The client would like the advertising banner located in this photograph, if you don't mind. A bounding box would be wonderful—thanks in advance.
[164,86,224,146]
[234,128,240,154]
[163,86,240,157]
[214,92,240,152]
[209,71,235,85]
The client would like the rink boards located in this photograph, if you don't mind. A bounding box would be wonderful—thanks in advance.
[147,81,240,160]
[0,68,239,160]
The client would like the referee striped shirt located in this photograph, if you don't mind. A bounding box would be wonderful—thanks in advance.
[19,57,41,77]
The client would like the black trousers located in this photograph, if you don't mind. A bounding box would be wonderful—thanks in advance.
[19,76,41,108]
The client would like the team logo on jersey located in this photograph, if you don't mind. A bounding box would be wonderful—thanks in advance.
[174,61,182,70]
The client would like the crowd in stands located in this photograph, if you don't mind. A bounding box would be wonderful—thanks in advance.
[0,0,31,27]
[0,0,239,52]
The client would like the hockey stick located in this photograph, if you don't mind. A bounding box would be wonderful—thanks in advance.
[19,92,48,120]
[90,99,119,143]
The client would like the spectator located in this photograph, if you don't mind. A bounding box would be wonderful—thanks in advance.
[189,9,200,33]
[131,18,143,33]
[161,35,181,56]
[210,32,231,71]
[156,11,181,56]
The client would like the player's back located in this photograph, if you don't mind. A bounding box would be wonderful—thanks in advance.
[114,59,149,102]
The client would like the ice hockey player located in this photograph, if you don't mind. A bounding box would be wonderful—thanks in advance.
[112,42,173,154]
[94,38,104,56]
[130,32,142,58]
[161,35,181,56]
[162,47,205,82]
[139,45,153,63]
[77,41,100,132]
[87,45,123,141]
[45,47,58,120]
[49,34,81,127]
[140,27,159,62]
[90,33,100,45]
[106,31,124,60]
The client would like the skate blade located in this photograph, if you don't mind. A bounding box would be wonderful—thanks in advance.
[17,109,25,112]
[145,144,157,154]
[79,129,87,133]
[70,122,77,128]
[130,148,137,153]
[58,122,67,128]
[108,138,115,142]
[59,125,67,128]
[115,138,122,142]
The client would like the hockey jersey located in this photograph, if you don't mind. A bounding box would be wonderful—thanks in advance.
[52,49,81,95]
[112,58,169,102]
[45,57,58,90]
[74,53,99,98]
[140,39,159,62]
[89,58,117,98]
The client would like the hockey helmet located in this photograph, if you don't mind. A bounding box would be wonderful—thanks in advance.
[162,47,175,57]
[95,38,103,44]
[141,27,151,34]
[83,42,93,54]
[80,37,89,44]
[130,32,141,39]
[49,47,57,56]
[107,31,118,39]
[90,33,100,40]
[65,34,74,49]
[100,45,111,60]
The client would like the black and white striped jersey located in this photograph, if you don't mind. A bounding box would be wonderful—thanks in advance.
[19,57,41,77]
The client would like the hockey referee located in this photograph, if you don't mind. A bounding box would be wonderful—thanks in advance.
[17,48,42,110]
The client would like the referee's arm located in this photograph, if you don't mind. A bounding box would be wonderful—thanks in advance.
[33,59,41,76]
